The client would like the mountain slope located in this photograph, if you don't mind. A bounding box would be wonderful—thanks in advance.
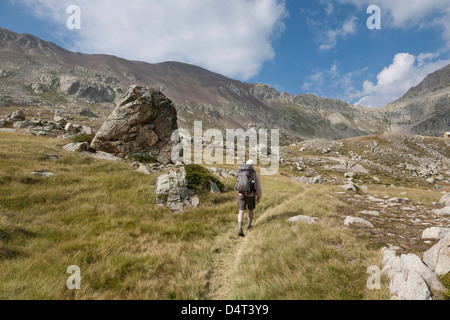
[0,27,448,141]
[380,64,450,137]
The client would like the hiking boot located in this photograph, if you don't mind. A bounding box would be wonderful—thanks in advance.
[246,225,253,231]
[238,230,245,237]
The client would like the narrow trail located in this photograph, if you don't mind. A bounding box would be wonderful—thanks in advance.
[205,187,307,300]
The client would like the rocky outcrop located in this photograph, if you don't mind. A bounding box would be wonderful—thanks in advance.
[382,247,446,300]
[423,233,450,276]
[155,166,200,213]
[91,86,178,164]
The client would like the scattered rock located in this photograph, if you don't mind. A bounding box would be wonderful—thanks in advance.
[46,154,62,160]
[432,207,450,216]
[31,171,55,178]
[341,183,360,193]
[422,227,450,241]
[423,234,450,275]
[88,152,122,161]
[389,270,432,300]
[288,215,319,224]
[300,175,323,185]
[10,110,25,122]
[359,210,380,217]
[63,142,91,152]
[210,180,221,193]
[382,246,446,300]
[438,193,450,206]
[135,165,153,175]
[344,216,374,228]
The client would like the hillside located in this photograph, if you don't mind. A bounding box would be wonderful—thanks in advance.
[381,64,450,137]
[2,27,448,143]
[0,129,448,299]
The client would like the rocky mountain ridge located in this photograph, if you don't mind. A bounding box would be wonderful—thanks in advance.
[0,27,448,142]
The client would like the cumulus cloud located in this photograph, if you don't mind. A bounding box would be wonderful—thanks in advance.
[355,52,450,107]
[13,0,288,80]
[337,0,450,45]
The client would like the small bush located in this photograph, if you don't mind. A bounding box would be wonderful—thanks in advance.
[438,273,450,300]
[184,164,224,194]
[130,153,159,164]
[71,134,95,144]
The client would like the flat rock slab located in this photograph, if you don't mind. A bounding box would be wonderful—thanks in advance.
[344,216,374,228]
[288,215,319,224]
[31,171,55,178]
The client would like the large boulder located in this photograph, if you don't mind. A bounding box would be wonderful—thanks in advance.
[423,234,450,275]
[91,86,178,164]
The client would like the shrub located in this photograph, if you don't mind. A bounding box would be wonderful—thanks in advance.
[438,273,450,300]
[71,134,95,144]
[130,153,159,164]
[184,164,224,194]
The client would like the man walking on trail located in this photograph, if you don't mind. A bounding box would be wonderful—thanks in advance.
[236,160,262,237]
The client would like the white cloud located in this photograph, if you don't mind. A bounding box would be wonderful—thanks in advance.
[13,0,288,80]
[318,16,358,51]
[355,52,450,107]
[337,0,450,45]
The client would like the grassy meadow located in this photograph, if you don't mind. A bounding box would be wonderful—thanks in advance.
[0,131,390,300]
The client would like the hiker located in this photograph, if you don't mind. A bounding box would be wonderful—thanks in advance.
[235,160,262,237]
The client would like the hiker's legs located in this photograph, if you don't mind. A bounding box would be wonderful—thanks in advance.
[238,210,245,231]
[247,210,254,229]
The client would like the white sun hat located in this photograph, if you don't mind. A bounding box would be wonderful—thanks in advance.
[246,160,256,166]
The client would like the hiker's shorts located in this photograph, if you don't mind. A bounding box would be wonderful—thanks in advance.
[238,194,256,211]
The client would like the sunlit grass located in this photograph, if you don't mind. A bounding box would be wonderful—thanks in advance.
[0,131,390,300]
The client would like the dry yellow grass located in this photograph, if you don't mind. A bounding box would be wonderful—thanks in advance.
[0,131,390,300]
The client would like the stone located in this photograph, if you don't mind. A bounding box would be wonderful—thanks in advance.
[91,86,178,164]
[63,142,91,152]
[344,216,374,228]
[288,215,319,224]
[13,121,31,129]
[155,167,198,213]
[10,110,25,122]
[81,126,93,135]
[399,253,445,293]
[426,178,436,184]
[422,227,450,241]
[423,234,450,275]
[439,193,450,206]
[388,197,409,204]
[389,270,432,300]
[135,165,153,175]
[31,171,55,178]
[432,207,450,216]
[89,152,122,161]
[53,116,67,126]
[344,172,355,179]
[341,183,359,193]
[300,175,323,185]
[210,180,221,193]
[65,123,77,135]
[359,210,380,217]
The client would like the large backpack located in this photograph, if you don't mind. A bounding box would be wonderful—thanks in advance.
[235,164,256,195]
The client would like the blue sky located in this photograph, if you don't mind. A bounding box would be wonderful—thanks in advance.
[1,0,450,107]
